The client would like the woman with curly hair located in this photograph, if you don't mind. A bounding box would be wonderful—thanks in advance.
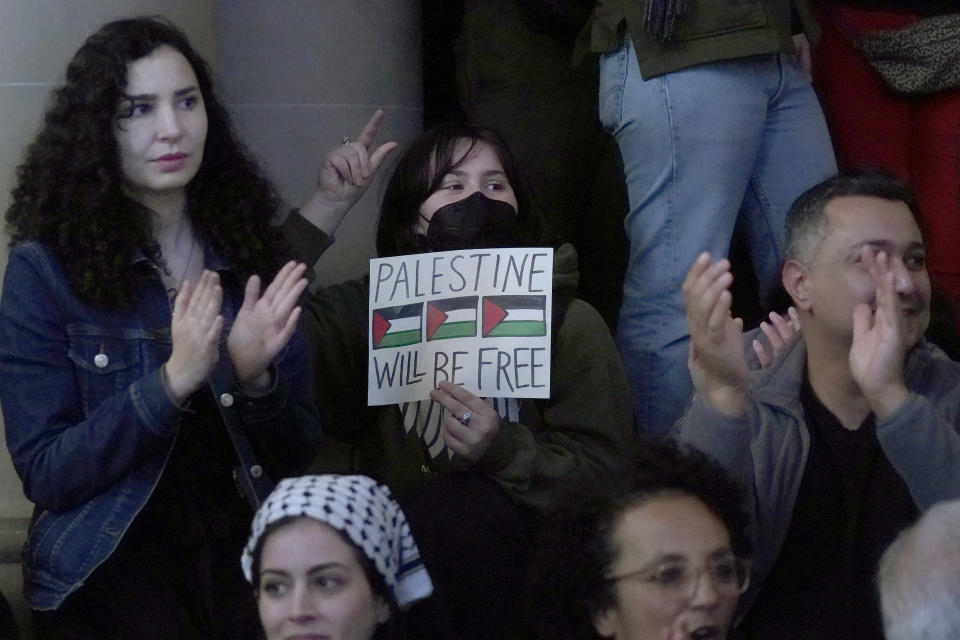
[528,441,752,640]
[0,16,320,639]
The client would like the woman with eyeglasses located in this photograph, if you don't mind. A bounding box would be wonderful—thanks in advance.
[529,440,752,640]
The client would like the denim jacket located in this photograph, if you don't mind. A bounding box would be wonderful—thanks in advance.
[0,241,320,610]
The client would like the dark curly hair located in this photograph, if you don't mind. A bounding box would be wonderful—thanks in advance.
[5,16,286,309]
[375,122,550,257]
[528,440,751,640]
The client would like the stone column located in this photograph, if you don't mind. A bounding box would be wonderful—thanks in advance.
[215,0,423,285]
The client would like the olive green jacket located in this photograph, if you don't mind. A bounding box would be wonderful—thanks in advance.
[577,0,819,79]
[285,212,634,510]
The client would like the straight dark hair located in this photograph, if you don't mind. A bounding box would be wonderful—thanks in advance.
[375,122,547,257]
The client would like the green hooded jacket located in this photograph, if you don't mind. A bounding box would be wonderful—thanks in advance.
[287,212,634,510]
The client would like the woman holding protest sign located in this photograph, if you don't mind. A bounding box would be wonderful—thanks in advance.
[290,117,634,639]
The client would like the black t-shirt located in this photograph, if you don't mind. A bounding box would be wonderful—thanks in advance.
[742,374,917,639]
[40,390,261,639]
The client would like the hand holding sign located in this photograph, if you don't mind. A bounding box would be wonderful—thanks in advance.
[430,380,503,461]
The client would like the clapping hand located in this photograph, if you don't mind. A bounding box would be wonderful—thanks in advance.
[849,248,911,418]
[682,253,749,417]
[227,261,308,392]
[165,270,224,404]
[752,307,800,368]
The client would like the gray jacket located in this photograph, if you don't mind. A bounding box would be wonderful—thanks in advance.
[676,334,960,614]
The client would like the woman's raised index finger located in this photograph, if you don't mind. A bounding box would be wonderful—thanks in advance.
[356,109,386,148]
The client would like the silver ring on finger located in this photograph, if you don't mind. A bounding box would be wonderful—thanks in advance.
[341,136,352,147]
[459,410,472,425]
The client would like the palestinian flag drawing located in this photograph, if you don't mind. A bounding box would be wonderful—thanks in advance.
[426,296,478,341]
[371,303,423,349]
[482,295,547,338]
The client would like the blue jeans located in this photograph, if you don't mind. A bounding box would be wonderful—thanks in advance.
[599,39,836,436]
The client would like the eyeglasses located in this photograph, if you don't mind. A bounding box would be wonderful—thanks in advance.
[608,555,751,600]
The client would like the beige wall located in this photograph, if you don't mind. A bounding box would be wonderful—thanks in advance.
[215,0,423,285]
[0,2,421,636]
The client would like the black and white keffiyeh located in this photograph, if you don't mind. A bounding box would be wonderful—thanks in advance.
[241,475,433,609]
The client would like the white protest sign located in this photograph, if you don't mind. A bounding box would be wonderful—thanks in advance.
[367,247,553,406]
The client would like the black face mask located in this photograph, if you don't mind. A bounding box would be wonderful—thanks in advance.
[417,191,522,252]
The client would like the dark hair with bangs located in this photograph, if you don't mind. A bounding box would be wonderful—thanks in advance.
[375,122,547,257]
[528,440,751,640]
[251,516,402,640]
[6,16,286,309]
